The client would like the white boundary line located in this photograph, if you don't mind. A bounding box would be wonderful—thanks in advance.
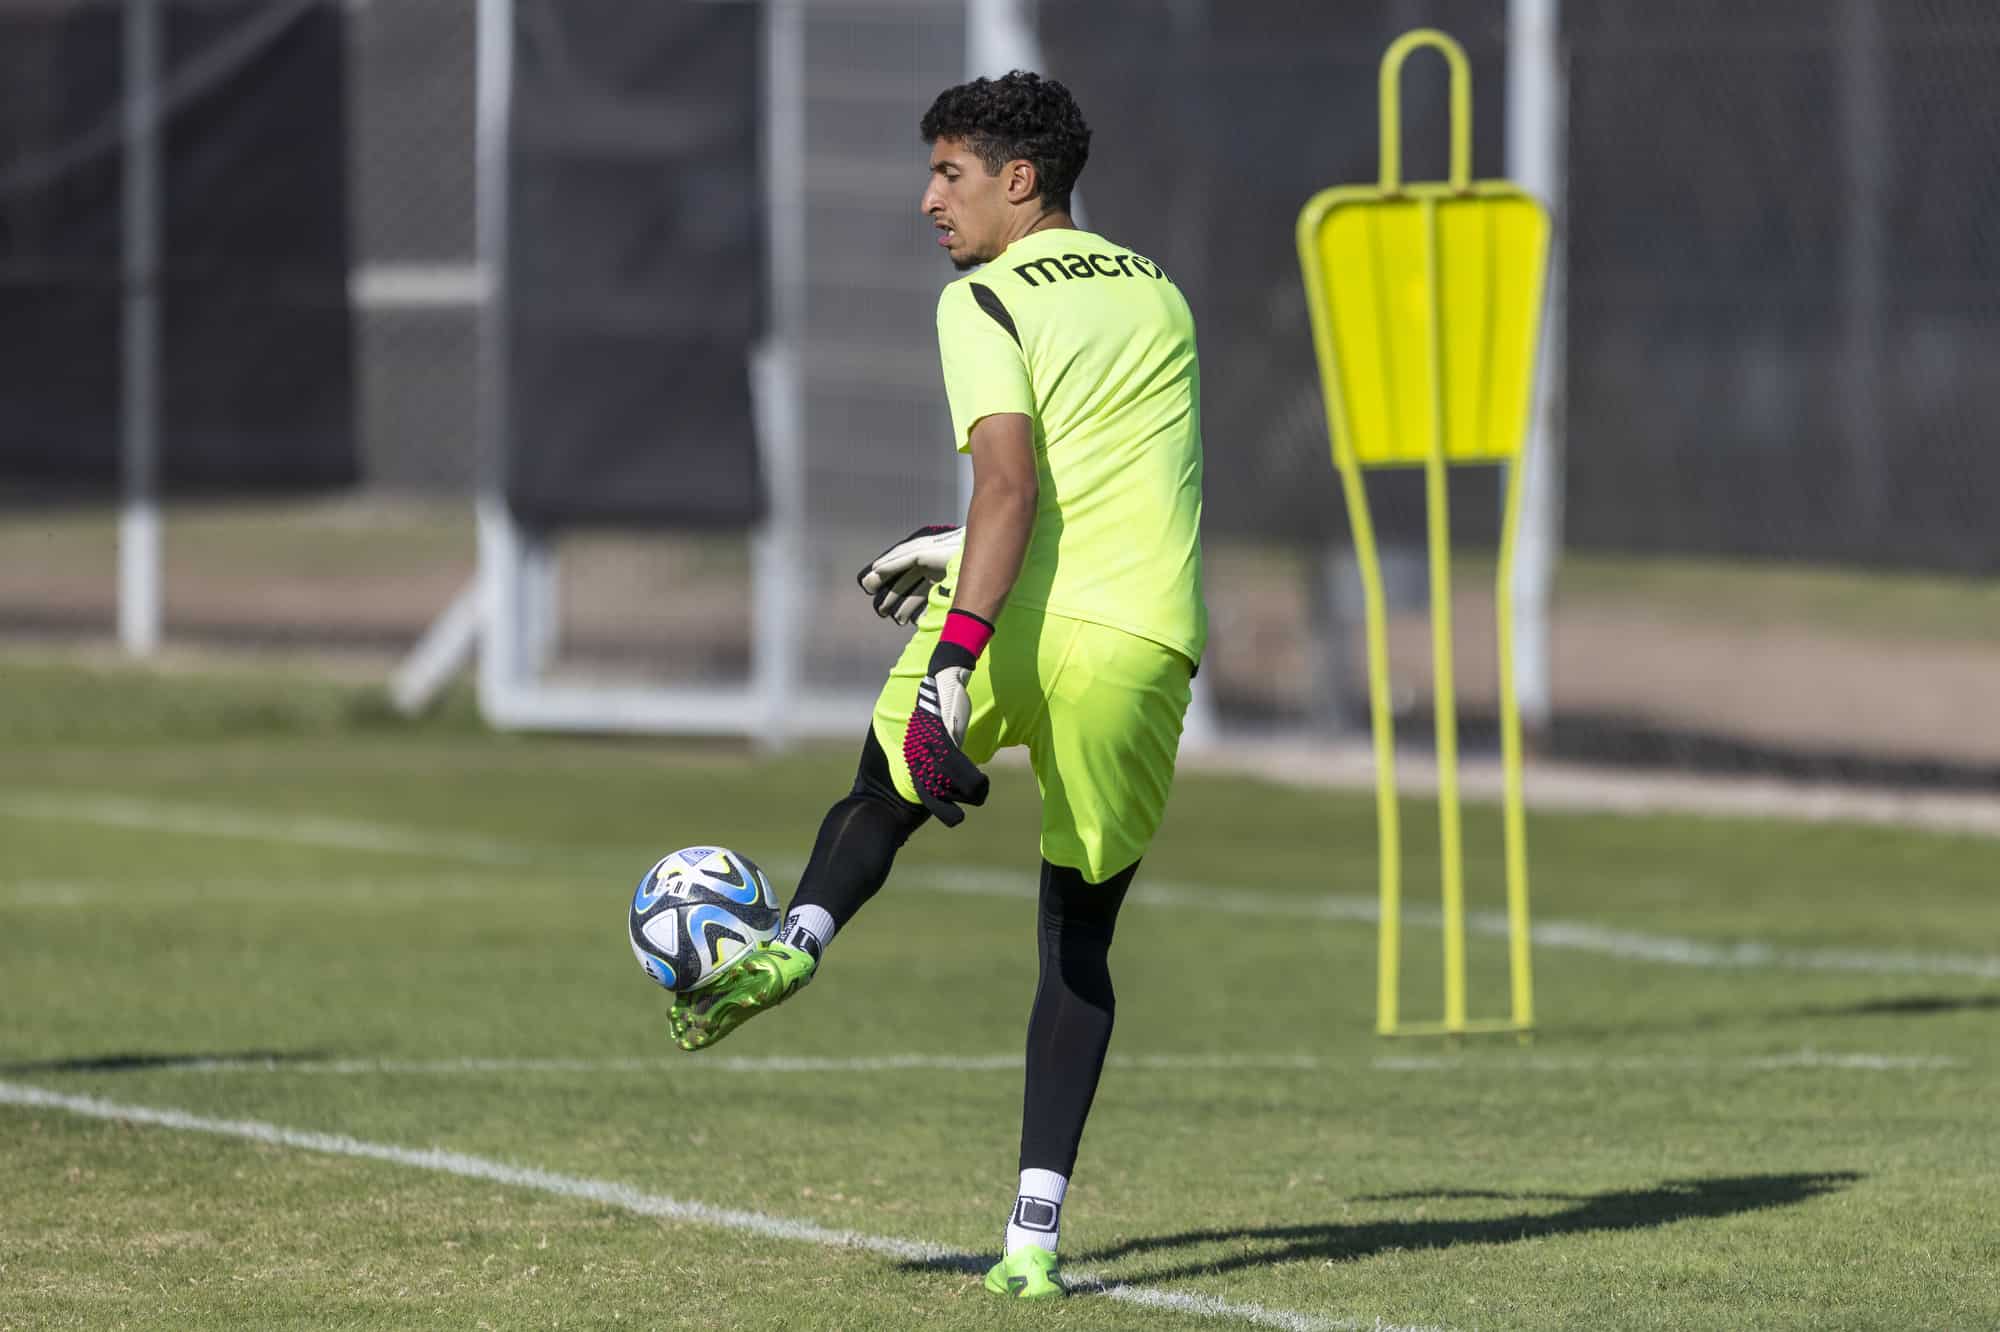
[31,1050,1963,1078]
[0,793,551,866]
[0,1080,1434,1332]
[899,864,2000,983]
[6,791,2000,983]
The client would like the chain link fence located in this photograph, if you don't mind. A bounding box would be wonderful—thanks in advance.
[1537,0,1998,781]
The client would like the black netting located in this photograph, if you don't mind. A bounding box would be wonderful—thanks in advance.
[1042,0,2000,574]
[0,0,355,499]
[1567,0,2000,572]
[503,0,766,531]
[1037,0,2000,775]
[1039,0,1510,546]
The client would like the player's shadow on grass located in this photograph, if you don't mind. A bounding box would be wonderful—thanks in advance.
[0,1049,328,1075]
[1065,1172,1859,1284]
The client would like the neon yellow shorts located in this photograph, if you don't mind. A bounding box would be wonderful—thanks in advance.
[872,597,1194,883]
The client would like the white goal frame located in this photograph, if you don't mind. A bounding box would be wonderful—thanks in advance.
[394,0,875,741]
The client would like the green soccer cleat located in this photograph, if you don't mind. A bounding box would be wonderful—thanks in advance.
[983,1246,1065,1300]
[670,941,816,1051]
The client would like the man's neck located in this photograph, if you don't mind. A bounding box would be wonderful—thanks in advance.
[1004,209,1077,250]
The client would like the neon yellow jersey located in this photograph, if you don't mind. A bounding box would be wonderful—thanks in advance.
[935,227,1207,667]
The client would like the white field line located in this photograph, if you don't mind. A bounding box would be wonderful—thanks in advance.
[897,862,2000,983]
[6,790,2000,983]
[0,1081,1431,1332]
[47,1050,1967,1078]
[3,880,91,906]
[0,875,508,907]
[0,792,549,866]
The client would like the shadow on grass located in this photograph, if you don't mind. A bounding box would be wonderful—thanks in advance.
[0,1049,329,1075]
[1782,993,2000,1020]
[1058,1173,1858,1283]
[1569,991,2000,1037]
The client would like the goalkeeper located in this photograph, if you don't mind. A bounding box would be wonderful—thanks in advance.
[672,70,1206,1300]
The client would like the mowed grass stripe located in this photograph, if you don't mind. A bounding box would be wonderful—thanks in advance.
[0,1080,1437,1332]
[6,789,2000,982]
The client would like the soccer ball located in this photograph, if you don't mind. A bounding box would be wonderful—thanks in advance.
[628,846,781,994]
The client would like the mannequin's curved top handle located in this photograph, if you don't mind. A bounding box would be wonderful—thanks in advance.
[1378,28,1471,194]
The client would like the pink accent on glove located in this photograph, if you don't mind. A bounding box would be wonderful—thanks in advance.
[904,706,955,799]
[940,609,994,659]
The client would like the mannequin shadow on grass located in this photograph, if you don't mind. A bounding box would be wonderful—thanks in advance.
[1563,992,2000,1039]
[904,1173,1859,1284]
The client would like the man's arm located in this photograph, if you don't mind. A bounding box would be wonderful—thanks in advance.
[950,412,1038,623]
[897,410,1033,827]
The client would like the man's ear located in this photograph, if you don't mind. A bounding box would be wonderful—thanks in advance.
[1004,158,1040,205]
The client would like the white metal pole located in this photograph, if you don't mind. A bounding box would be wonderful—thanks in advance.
[963,1,1085,235]
[960,0,1089,521]
[966,0,1034,78]
[474,0,523,713]
[958,0,1027,520]
[119,0,163,656]
[751,0,808,748]
[393,7,510,711]
[959,0,1221,747]
[1507,0,1564,734]
[519,536,559,672]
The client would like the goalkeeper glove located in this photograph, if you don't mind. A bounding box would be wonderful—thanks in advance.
[857,524,963,626]
[903,609,993,827]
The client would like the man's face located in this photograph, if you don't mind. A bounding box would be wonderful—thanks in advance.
[921,137,1016,271]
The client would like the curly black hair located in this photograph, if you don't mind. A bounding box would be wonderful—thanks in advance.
[920,70,1090,214]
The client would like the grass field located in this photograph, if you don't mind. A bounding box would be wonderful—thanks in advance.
[3,655,1999,1330]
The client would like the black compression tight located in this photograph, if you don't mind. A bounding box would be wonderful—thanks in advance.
[786,728,928,930]
[1019,858,1136,1176]
[787,729,1137,1179]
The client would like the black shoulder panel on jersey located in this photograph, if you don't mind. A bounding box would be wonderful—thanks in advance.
[968,282,1022,348]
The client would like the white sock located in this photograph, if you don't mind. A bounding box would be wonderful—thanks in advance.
[1004,1168,1068,1256]
[778,905,835,964]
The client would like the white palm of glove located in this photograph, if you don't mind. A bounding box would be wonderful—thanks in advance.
[856,524,964,626]
[924,663,976,745]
